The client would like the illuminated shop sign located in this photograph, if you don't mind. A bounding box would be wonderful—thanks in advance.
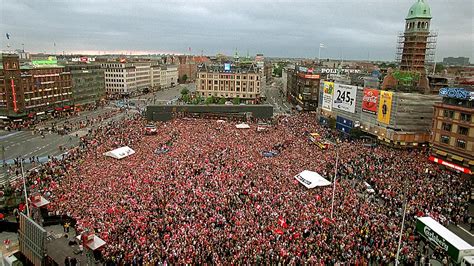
[439,87,474,101]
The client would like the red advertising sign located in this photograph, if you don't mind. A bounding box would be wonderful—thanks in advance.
[362,88,379,114]
[429,156,472,174]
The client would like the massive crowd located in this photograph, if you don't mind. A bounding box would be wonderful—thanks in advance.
[12,113,471,265]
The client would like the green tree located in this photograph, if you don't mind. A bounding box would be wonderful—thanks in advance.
[181,94,190,103]
[232,97,241,105]
[435,63,445,73]
[205,96,216,104]
[181,74,188,83]
[180,88,189,96]
[349,127,364,139]
[218,98,226,104]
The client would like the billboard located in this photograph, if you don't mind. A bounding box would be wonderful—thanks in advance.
[322,81,334,111]
[362,88,379,114]
[377,90,393,124]
[19,213,47,266]
[224,63,231,71]
[439,87,474,101]
[429,156,472,174]
[332,84,357,113]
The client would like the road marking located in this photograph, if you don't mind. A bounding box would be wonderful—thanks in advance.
[457,224,474,237]
[0,131,21,140]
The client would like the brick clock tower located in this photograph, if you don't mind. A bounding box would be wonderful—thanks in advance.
[397,0,436,73]
[2,54,24,115]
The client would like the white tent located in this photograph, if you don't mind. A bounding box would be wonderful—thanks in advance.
[103,146,135,160]
[236,123,250,129]
[294,170,331,189]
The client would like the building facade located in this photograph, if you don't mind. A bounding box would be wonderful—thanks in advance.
[66,64,105,106]
[101,61,155,96]
[318,80,441,147]
[287,66,321,111]
[197,64,261,103]
[430,87,474,175]
[442,57,470,66]
[0,54,72,118]
[177,55,198,83]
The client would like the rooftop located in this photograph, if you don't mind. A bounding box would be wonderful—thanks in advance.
[406,0,432,20]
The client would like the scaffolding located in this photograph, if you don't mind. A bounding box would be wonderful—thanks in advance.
[396,31,437,72]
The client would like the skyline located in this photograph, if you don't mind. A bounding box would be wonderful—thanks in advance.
[1,0,473,61]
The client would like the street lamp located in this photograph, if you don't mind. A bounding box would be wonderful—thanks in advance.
[20,158,30,217]
[395,189,409,265]
[330,150,338,220]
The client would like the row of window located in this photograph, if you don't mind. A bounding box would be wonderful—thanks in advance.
[440,135,467,149]
[441,123,470,136]
[203,80,259,86]
[200,75,259,80]
[200,92,257,99]
[443,110,472,122]
[200,85,257,93]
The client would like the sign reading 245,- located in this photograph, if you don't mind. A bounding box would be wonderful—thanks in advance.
[332,84,357,113]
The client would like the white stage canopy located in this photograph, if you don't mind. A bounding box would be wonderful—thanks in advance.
[294,170,331,189]
[236,123,250,129]
[103,146,135,160]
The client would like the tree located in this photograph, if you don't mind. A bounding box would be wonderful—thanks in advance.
[232,97,240,105]
[181,74,188,83]
[181,94,190,103]
[180,88,189,96]
[205,96,216,104]
[218,98,226,104]
[349,127,364,139]
[435,63,445,73]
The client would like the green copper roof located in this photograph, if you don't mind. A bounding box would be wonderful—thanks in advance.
[406,0,432,19]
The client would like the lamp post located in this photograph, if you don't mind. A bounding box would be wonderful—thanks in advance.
[330,150,338,220]
[395,189,409,265]
[20,158,30,217]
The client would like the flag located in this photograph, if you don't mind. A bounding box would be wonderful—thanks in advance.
[319,43,325,48]
[5,33,10,40]
[278,216,288,228]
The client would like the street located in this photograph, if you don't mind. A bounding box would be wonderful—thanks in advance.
[0,84,189,186]
[264,78,292,114]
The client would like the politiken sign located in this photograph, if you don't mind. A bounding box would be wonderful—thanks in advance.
[332,84,357,113]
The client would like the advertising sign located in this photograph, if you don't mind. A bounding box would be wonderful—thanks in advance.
[429,156,472,174]
[377,91,393,124]
[332,84,357,113]
[224,63,231,71]
[416,217,474,263]
[362,88,379,114]
[439,87,474,101]
[322,81,334,111]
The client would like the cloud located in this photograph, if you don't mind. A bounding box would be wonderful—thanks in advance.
[1,0,472,61]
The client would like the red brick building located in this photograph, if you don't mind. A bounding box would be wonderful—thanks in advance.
[0,54,72,118]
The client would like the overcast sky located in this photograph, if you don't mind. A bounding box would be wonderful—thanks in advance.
[1,0,472,61]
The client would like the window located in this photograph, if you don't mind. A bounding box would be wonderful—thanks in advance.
[443,110,454,119]
[456,139,466,149]
[440,135,450,144]
[442,123,452,132]
[460,113,471,122]
[458,126,469,136]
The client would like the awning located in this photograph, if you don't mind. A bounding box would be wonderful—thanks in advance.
[103,146,135,160]
[64,105,71,109]
[28,113,35,118]
[451,155,464,162]
[436,150,448,156]
[55,107,63,111]
[469,161,474,166]
[294,170,331,189]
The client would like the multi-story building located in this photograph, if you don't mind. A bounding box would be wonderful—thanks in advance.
[166,65,178,88]
[318,79,441,147]
[65,64,105,106]
[151,64,161,91]
[197,63,261,103]
[177,55,197,83]
[430,87,474,175]
[287,66,321,111]
[101,61,153,96]
[443,57,470,66]
[0,54,72,118]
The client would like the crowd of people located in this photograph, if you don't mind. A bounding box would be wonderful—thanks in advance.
[11,113,471,265]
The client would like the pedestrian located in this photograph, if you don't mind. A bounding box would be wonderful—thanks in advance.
[469,216,473,231]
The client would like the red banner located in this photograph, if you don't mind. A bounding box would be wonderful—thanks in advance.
[429,156,471,174]
[362,88,379,114]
